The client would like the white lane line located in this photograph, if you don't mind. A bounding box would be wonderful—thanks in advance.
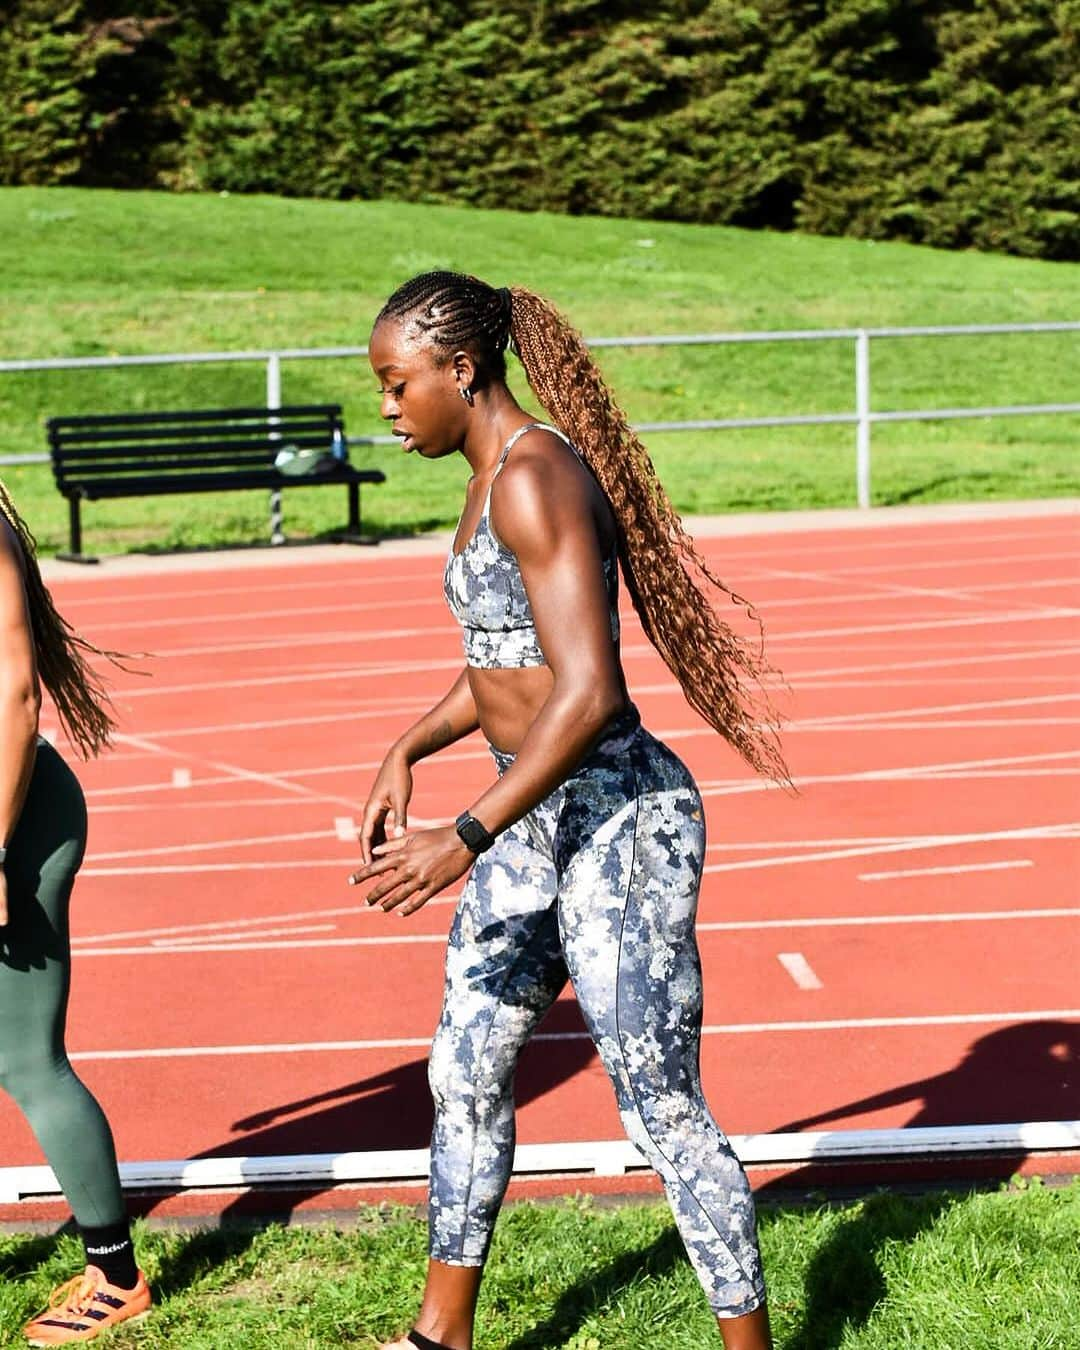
[70,572,1080,635]
[90,798,357,815]
[697,908,1080,932]
[111,729,372,819]
[701,754,1080,796]
[53,567,448,611]
[71,903,1080,950]
[92,688,1080,749]
[790,718,1080,730]
[860,860,1035,882]
[66,1007,1080,1060]
[793,644,1080,682]
[82,859,363,876]
[128,603,1079,661]
[334,816,357,842]
[153,627,462,659]
[704,803,1078,850]
[153,924,336,946]
[78,745,1080,808]
[97,638,1080,706]
[702,824,1079,873]
[72,935,452,956]
[778,953,823,990]
[768,607,1078,646]
[80,596,445,633]
[795,691,1080,729]
[170,768,192,788]
[73,902,434,945]
[86,827,346,863]
[67,906,1080,957]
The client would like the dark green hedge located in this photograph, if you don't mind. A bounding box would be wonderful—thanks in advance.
[1,1,1076,258]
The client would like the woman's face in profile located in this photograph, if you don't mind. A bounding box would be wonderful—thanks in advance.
[369,320,465,459]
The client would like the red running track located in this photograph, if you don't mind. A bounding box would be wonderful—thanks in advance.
[11,507,1079,1191]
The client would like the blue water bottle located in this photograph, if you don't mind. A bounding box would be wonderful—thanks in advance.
[331,425,348,462]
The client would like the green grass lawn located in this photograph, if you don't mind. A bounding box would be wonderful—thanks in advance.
[0,187,1077,554]
[1,1182,1077,1347]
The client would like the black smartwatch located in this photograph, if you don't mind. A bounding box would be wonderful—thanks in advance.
[455,811,496,854]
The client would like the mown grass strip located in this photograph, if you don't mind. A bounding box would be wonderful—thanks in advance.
[1,1181,1077,1347]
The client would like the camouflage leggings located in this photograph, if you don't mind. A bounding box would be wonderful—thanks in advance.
[427,710,766,1317]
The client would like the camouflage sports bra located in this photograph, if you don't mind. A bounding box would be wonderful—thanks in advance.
[443,422,620,669]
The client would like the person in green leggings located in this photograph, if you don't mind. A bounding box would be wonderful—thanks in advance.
[0,485,151,1345]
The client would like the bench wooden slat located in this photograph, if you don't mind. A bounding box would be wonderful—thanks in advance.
[48,419,340,449]
[78,468,385,499]
[53,434,338,467]
[47,403,341,430]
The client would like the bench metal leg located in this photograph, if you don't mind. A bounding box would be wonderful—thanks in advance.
[333,481,371,545]
[56,496,98,564]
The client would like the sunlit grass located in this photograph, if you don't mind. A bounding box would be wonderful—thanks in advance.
[1,188,1077,553]
[1,1181,1077,1347]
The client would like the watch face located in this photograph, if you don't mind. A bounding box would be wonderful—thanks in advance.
[456,813,492,852]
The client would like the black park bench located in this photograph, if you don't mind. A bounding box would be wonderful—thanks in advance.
[46,403,385,563]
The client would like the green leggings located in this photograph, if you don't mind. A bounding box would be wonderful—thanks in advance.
[0,739,125,1227]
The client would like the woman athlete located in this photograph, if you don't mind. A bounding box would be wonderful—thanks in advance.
[0,487,150,1345]
[351,272,786,1350]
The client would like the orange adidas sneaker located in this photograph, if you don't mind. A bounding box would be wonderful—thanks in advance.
[23,1266,151,1345]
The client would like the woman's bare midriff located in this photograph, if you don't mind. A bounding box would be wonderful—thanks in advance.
[468,665,555,753]
[468,663,630,754]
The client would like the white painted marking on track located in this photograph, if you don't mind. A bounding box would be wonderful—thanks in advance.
[171,768,192,788]
[66,906,1080,957]
[71,903,1080,949]
[73,902,426,945]
[81,859,365,876]
[86,639,1080,707]
[777,953,823,989]
[334,816,357,842]
[859,859,1035,881]
[768,606,1078,646]
[40,727,58,745]
[153,924,336,946]
[701,823,1078,873]
[66,1008,1080,1060]
[72,934,452,956]
[700,753,1080,796]
[697,908,1080,932]
[86,827,347,863]
[794,691,1080,729]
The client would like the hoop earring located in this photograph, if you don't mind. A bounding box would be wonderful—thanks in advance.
[459,385,475,407]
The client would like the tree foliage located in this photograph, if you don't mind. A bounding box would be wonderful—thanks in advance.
[0,0,1076,258]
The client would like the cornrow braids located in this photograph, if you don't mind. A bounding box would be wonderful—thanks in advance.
[0,482,122,758]
[376,271,512,388]
[379,272,788,782]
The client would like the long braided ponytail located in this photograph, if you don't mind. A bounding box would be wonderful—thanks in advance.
[377,272,788,782]
[0,482,121,758]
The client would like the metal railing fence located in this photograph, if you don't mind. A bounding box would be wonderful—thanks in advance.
[3,320,1077,511]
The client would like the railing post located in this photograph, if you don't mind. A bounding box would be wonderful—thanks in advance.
[266,353,284,545]
[855,330,871,508]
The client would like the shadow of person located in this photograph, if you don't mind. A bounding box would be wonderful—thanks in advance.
[131,996,598,1277]
[501,1226,687,1350]
[760,1020,1078,1347]
[779,1188,953,1350]
[205,995,596,1160]
[776,1020,1078,1135]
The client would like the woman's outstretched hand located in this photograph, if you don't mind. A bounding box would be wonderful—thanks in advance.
[348,826,474,916]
